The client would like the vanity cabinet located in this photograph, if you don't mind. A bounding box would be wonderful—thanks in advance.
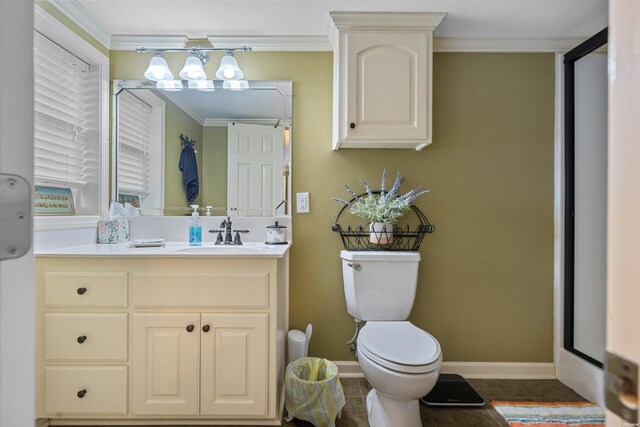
[330,12,444,151]
[36,253,288,425]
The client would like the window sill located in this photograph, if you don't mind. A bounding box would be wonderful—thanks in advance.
[34,215,99,232]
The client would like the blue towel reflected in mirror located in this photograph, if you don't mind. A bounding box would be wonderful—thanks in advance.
[178,135,199,205]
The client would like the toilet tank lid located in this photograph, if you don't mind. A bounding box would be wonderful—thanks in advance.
[340,250,421,262]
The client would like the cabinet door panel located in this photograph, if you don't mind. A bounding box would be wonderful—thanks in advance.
[132,313,199,415]
[200,313,268,416]
[346,31,427,140]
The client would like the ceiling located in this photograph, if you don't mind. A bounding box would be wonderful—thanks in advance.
[71,0,607,42]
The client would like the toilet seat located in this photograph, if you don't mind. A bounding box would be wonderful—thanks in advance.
[358,321,441,374]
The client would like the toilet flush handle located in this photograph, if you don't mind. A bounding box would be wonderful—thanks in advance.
[347,263,361,271]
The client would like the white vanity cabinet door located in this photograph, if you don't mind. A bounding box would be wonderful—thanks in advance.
[132,313,200,416]
[200,313,268,416]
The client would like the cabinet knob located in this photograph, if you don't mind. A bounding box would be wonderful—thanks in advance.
[186,324,194,333]
[77,389,87,398]
[77,335,87,344]
[202,325,210,333]
[77,287,87,295]
[349,122,356,129]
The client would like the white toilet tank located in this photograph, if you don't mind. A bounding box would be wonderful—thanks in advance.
[341,250,421,321]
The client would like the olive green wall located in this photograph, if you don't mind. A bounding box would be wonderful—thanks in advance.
[112,50,555,362]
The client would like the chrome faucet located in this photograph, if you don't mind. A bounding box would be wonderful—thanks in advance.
[209,216,249,245]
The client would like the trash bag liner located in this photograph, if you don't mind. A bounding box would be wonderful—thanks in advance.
[285,357,346,427]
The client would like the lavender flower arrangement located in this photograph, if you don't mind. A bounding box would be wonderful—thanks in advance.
[333,170,429,224]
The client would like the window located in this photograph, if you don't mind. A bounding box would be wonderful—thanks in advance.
[33,6,108,228]
[115,90,164,214]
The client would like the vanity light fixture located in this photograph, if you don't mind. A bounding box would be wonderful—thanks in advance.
[143,52,173,81]
[179,50,208,80]
[137,46,251,87]
[155,80,184,91]
[223,79,249,90]
[215,51,243,80]
[188,80,215,91]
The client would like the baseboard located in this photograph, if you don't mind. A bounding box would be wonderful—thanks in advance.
[336,361,556,379]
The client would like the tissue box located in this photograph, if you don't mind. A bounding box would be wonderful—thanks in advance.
[97,219,130,244]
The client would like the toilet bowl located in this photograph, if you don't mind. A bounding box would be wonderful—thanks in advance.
[357,321,442,427]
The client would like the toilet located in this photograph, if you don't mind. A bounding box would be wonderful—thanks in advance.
[341,250,442,427]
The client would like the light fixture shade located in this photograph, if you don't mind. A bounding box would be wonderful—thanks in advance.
[215,51,244,80]
[156,80,184,91]
[223,79,249,90]
[188,80,215,91]
[144,53,173,81]
[179,53,207,80]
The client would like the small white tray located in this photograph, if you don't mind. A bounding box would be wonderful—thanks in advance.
[130,238,166,248]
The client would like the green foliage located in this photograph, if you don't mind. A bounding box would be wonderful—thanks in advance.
[333,170,429,224]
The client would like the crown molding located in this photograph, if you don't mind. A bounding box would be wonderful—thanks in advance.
[110,35,189,51]
[207,35,332,51]
[434,36,588,53]
[329,11,446,31]
[46,0,111,49]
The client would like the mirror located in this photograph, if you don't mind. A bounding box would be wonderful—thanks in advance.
[112,79,292,216]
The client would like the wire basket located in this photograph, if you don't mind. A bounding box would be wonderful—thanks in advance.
[331,192,435,251]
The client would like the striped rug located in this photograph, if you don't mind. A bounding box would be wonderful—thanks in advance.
[492,401,605,427]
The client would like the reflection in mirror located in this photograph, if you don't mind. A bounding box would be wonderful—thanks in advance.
[112,80,292,217]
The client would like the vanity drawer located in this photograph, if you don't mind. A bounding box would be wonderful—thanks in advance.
[44,272,128,307]
[44,366,127,416]
[45,313,127,361]
[133,272,269,308]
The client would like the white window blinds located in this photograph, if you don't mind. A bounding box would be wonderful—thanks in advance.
[116,90,154,197]
[34,31,99,189]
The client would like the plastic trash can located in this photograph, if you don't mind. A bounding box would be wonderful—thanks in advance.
[284,357,346,427]
[287,324,312,364]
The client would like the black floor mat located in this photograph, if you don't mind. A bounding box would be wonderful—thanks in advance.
[420,373,486,407]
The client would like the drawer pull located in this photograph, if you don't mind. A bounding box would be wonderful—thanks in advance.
[349,122,356,129]
[77,335,87,344]
[186,324,194,333]
[77,287,87,295]
[77,389,87,398]
[202,325,210,333]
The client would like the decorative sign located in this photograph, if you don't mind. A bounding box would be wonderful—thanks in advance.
[118,193,141,208]
[34,186,75,215]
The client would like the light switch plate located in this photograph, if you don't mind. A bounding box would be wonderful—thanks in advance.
[296,192,309,213]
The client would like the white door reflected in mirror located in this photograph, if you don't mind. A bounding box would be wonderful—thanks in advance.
[227,123,284,216]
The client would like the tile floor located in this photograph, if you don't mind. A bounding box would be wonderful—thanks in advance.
[282,377,589,427]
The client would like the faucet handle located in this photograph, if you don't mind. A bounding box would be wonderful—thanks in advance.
[208,229,224,244]
[233,229,249,245]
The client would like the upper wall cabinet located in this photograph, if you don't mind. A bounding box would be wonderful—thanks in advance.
[330,12,445,151]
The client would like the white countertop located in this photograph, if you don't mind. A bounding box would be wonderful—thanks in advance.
[35,241,290,258]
